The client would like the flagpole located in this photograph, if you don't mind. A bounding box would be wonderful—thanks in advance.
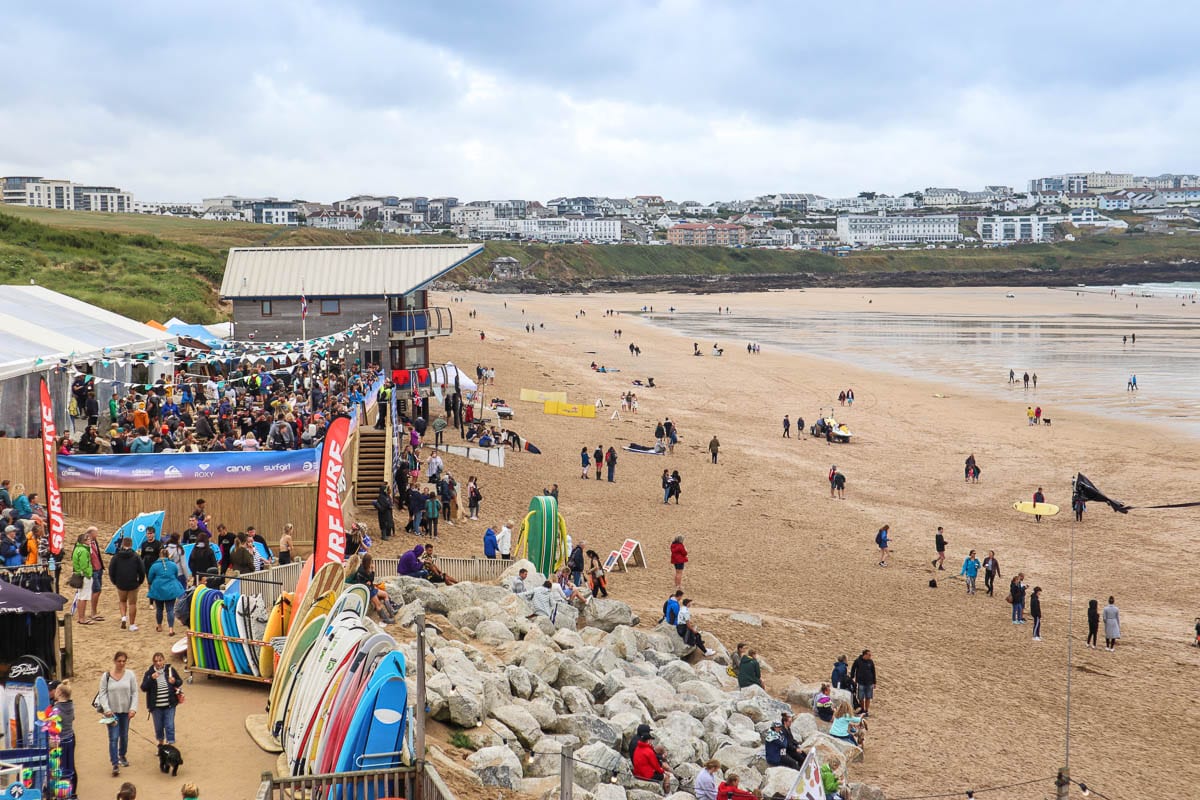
[1061,473,1079,799]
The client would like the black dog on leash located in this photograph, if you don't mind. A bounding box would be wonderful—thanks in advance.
[158,743,184,776]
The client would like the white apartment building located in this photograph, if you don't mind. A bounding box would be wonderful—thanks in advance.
[2,177,134,212]
[922,188,963,207]
[450,205,496,225]
[1064,193,1100,209]
[307,209,364,230]
[836,212,961,245]
[817,195,918,213]
[976,215,1056,244]
[1097,194,1132,211]
[465,217,621,243]
[1082,172,1134,191]
[134,201,203,216]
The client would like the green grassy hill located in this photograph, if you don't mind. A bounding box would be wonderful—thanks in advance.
[1,205,1198,321]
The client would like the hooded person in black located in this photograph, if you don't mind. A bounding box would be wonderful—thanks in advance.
[108,537,147,631]
[139,527,163,577]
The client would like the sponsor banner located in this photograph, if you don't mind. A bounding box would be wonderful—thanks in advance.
[520,388,567,404]
[39,379,65,555]
[542,400,596,418]
[57,447,322,490]
[313,416,350,569]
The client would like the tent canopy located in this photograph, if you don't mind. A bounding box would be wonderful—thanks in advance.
[0,286,175,382]
[431,362,477,392]
[0,580,65,614]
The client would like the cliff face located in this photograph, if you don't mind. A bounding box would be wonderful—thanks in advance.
[474,261,1200,294]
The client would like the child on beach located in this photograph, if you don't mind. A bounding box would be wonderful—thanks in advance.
[580,447,590,479]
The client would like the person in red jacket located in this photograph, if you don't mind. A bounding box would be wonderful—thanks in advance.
[631,736,673,793]
[717,773,757,799]
[670,535,688,589]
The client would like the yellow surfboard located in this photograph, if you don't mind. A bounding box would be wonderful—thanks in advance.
[1013,501,1060,516]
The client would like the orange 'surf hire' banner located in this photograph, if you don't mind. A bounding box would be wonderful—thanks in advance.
[39,379,65,555]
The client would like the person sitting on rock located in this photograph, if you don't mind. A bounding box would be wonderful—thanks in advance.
[764,719,802,770]
[829,702,866,747]
[421,543,457,585]
[812,684,835,723]
[716,772,756,800]
[736,648,762,689]
[675,599,715,656]
[631,729,673,794]
[397,545,429,579]
[778,712,806,766]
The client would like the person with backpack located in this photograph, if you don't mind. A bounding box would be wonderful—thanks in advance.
[148,549,185,635]
[875,525,891,567]
[605,446,618,482]
[108,537,147,632]
[567,540,585,586]
[373,486,394,540]
[188,532,218,585]
[269,414,294,450]
[466,477,481,521]
[662,589,683,625]
[593,445,603,480]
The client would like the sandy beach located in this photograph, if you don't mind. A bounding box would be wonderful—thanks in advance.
[63,287,1199,799]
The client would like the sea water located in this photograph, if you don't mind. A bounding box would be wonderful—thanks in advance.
[644,283,1200,433]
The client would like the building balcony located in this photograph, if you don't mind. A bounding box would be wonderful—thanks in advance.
[389,306,453,339]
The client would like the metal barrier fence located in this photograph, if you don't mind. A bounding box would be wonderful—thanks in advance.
[373,556,510,584]
[256,766,417,800]
[238,561,305,609]
[255,763,455,800]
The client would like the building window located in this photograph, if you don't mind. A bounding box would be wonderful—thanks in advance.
[320,299,340,315]
[261,300,272,316]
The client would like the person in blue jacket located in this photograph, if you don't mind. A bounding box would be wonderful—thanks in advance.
[579,447,590,479]
[960,549,981,595]
[0,526,22,567]
[831,655,851,691]
[146,549,185,635]
[483,527,498,559]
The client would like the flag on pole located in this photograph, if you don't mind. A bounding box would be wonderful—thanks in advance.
[786,749,826,800]
[300,293,308,319]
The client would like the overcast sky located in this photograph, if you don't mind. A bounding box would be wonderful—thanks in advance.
[3,1,1197,203]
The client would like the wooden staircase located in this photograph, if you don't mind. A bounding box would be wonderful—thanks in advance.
[355,428,388,506]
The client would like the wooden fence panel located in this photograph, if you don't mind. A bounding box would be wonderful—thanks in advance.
[0,438,47,498]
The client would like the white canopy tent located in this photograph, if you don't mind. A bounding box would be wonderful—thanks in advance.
[430,362,477,392]
[0,286,176,436]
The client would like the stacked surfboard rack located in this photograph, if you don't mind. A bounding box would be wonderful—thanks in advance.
[265,560,412,778]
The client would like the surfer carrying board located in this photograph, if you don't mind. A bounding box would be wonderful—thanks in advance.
[1033,487,1046,522]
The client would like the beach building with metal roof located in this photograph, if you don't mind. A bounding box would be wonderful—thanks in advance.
[219,243,484,389]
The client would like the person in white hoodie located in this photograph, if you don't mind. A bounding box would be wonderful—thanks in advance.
[497,520,512,560]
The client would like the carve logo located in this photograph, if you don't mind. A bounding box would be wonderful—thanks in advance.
[226,465,252,474]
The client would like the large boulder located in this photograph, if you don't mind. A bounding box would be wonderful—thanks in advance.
[555,660,607,696]
[677,680,726,706]
[735,692,791,724]
[467,745,524,790]
[415,584,475,616]
[521,646,565,685]
[447,691,484,728]
[435,647,485,694]
[573,645,624,677]
[476,619,516,644]
[553,628,586,650]
[801,732,863,766]
[448,605,486,631]
[712,743,767,776]
[490,704,543,748]
[572,742,626,791]
[694,660,737,689]
[631,677,686,718]
[506,664,536,700]
[592,785,628,800]
[647,624,694,658]
[784,680,852,710]
[501,558,542,583]
[760,766,802,800]
[605,626,645,661]
[562,685,595,714]
[789,713,820,742]
[664,794,698,800]
[657,660,698,689]
[847,782,888,800]
[525,700,559,730]
[581,598,638,632]
[551,713,622,750]
[525,736,566,778]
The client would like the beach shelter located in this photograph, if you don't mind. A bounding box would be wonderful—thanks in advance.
[431,362,477,392]
[104,511,166,554]
[513,495,568,577]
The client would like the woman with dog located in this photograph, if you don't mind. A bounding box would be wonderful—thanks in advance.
[97,651,139,777]
[141,651,183,756]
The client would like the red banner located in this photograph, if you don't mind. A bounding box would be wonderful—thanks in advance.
[39,379,65,556]
[313,415,350,569]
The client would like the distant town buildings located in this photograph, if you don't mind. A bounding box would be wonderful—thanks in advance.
[977,214,1056,244]
[666,223,749,247]
[2,176,133,212]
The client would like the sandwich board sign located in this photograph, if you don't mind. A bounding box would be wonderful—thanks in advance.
[605,539,647,573]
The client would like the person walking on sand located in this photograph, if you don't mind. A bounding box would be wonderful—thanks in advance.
[1086,598,1100,649]
[932,527,948,571]
[850,649,877,716]
[1073,495,1086,522]
[1009,573,1027,623]
[1103,596,1121,651]
[593,445,603,480]
[828,465,838,498]
[832,468,846,499]
[1034,406,1042,424]
[960,549,980,595]
[140,651,182,748]
[1032,373,1038,389]
[669,470,682,504]
[1023,372,1030,389]
[1030,586,1044,640]
[580,447,590,479]
[708,435,720,464]
[97,651,138,777]
[1033,487,1046,522]
[875,525,890,567]
[655,420,665,448]
[1026,406,1035,425]
[606,446,618,482]
[982,550,1001,597]
[782,414,791,438]
[1009,368,1015,384]
[670,535,688,589]
[964,453,976,482]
